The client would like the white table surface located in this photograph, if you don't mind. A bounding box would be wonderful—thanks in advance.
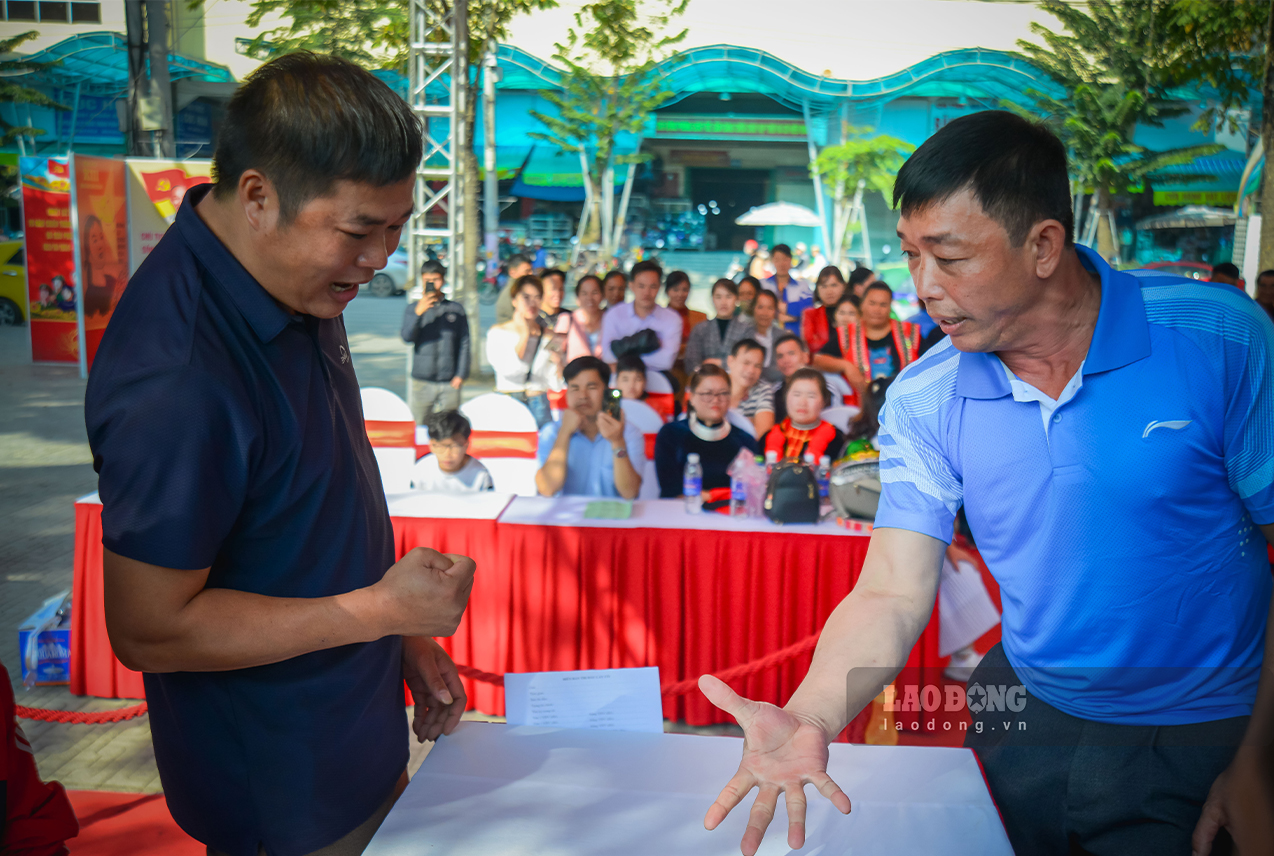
[497,496,865,536]
[384,491,514,520]
[365,722,1011,856]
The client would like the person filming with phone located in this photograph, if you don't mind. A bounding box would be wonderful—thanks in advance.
[400,259,469,425]
[535,356,645,498]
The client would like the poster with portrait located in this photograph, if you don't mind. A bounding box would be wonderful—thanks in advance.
[74,155,130,370]
[20,156,78,363]
[126,158,211,273]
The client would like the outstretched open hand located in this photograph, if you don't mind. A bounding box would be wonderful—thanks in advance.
[699,674,851,855]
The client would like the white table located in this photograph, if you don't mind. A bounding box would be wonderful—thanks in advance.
[384,490,515,520]
[365,722,1012,855]
[497,496,866,536]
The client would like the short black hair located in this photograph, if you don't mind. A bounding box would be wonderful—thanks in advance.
[664,270,691,292]
[711,277,739,297]
[847,267,875,288]
[507,254,532,271]
[773,332,808,353]
[863,281,894,300]
[893,110,1073,246]
[771,243,792,258]
[615,353,647,375]
[1258,269,1274,282]
[212,52,422,223]
[730,338,766,358]
[630,259,663,281]
[782,366,832,408]
[1212,262,1241,278]
[420,259,446,279]
[564,355,610,385]
[753,288,779,308]
[602,269,628,285]
[426,409,471,443]
[738,275,761,292]
[540,268,566,282]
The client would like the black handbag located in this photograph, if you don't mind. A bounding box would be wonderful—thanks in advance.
[610,327,660,359]
[763,461,820,525]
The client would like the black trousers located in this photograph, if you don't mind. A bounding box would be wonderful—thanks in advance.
[964,644,1245,855]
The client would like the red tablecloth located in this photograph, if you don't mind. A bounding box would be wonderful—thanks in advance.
[70,498,939,738]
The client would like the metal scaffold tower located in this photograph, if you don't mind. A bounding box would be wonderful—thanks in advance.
[406,0,471,403]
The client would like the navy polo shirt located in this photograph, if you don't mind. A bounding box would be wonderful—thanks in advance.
[85,185,405,856]
[876,246,1274,725]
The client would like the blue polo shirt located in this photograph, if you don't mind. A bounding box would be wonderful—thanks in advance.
[84,185,405,856]
[876,245,1273,725]
[537,418,646,497]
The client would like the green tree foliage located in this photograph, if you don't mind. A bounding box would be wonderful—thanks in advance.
[243,1,408,69]
[0,31,68,147]
[529,0,688,250]
[1014,1,1230,259]
[811,128,914,263]
[1159,0,1268,133]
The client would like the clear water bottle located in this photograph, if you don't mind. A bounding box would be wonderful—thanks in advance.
[729,472,747,516]
[818,455,831,501]
[803,452,816,468]
[765,450,778,476]
[683,453,703,514]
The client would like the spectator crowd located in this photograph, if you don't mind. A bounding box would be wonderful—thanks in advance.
[400,249,937,501]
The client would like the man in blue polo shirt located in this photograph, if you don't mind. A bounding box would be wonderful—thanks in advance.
[700,111,1273,856]
[535,356,645,498]
[85,54,476,856]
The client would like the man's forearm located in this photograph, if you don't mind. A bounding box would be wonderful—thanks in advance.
[107,567,387,673]
[534,440,570,496]
[784,529,943,739]
[612,447,641,499]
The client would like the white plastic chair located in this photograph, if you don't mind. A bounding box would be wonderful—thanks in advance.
[622,399,665,499]
[822,405,861,434]
[726,408,758,438]
[460,393,541,496]
[823,372,854,405]
[644,370,674,394]
[460,392,539,433]
[360,388,417,494]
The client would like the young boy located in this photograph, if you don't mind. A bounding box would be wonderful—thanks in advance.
[411,410,494,492]
[614,353,648,401]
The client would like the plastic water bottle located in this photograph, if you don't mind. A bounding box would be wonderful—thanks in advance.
[683,453,703,514]
[765,450,778,476]
[817,455,831,502]
[803,452,816,467]
[729,472,747,516]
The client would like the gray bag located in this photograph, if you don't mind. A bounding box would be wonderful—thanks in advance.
[829,460,881,521]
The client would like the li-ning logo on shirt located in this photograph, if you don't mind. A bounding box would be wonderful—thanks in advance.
[1142,420,1191,439]
[338,345,350,365]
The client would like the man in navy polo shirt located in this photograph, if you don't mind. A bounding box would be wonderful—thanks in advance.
[700,111,1273,855]
[85,53,476,856]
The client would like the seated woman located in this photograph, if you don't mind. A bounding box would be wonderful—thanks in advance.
[800,266,847,354]
[654,364,760,498]
[486,274,558,428]
[762,368,846,464]
[736,276,760,317]
[664,270,706,387]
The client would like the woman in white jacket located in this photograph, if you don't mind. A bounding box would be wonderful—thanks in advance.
[485,275,558,427]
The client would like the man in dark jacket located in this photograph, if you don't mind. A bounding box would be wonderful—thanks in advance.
[400,260,470,424]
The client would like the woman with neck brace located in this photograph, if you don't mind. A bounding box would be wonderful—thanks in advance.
[653,364,760,498]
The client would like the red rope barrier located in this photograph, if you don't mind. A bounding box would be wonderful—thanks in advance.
[455,632,822,698]
[15,702,149,724]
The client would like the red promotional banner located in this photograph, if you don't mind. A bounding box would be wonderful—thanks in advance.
[74,156,129,369]
[20,156,78,363]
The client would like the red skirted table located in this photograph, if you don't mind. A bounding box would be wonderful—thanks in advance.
[70,492,940,737]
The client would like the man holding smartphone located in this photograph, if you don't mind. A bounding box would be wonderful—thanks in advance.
[401,259,470,425]
[534,356,645,498]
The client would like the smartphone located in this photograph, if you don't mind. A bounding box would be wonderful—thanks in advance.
[424,281,437,295]
[603,387,623,420]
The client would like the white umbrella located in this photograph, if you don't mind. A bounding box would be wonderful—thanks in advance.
[734,201,824,228]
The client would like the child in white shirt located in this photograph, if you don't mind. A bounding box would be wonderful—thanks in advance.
[411,410,494,492]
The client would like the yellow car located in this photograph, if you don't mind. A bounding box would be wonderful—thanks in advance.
[0,240,27,326]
